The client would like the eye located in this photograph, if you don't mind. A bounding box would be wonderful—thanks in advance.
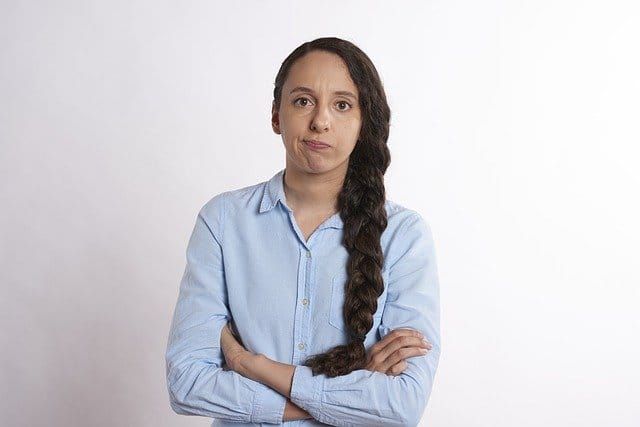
[336,100,352,111]
[293,97,313,107]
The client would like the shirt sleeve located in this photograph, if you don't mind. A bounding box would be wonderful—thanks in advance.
[289,212,441,427]
[165,193,287,424]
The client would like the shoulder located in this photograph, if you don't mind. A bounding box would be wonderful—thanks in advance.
[200,178,268,217]
[196,177,270,236]
[383,199,433,238]
[382,199,436,269]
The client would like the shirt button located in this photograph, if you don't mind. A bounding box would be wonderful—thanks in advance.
[301,298,309,306]
[305,251,311,258]
[298,342,305,350]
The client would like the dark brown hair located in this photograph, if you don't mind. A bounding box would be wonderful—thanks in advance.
[273,37,391,377]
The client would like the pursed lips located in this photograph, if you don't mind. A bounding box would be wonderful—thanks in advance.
[303,139,330,147]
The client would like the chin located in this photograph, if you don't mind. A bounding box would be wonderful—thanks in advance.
[288,157,347,176]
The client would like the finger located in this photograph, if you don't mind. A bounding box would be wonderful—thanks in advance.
[369,328,424,358]
[383,346,430,370]
[386,360,408,376]
[367,329,424,366]
[228,320,240,339]
[221,323,234,340]
[374,339,430,371]
[220,324,230,345]
[220,323,241,349]
[369,334,431,371]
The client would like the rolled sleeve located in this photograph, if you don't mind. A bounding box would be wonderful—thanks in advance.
[251,381,288,424]
[290,365,325,411]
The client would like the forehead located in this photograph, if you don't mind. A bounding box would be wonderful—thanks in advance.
[283,50,358,96]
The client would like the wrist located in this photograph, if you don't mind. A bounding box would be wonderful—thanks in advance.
[249,354,296,398]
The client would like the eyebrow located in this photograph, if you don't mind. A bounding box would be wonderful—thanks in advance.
[289,86,358,101]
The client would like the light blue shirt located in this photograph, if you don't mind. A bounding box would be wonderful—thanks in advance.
[165,169,441,426]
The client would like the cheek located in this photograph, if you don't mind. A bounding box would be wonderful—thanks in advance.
[345,115,361,137]
[341,119,362,144]
[336,138,358,158]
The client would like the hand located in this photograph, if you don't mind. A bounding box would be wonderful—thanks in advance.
[284,400,312,421]
[365,328,432,376]
[220,322,253,375]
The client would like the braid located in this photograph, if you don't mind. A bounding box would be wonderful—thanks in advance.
[303,149,389,377]
[272,37,391,377]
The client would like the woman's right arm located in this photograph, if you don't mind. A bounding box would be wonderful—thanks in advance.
[165,195,289,424]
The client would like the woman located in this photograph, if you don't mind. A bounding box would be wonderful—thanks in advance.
[165,37,441,426]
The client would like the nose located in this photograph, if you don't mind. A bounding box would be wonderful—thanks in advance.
[310,105,330,132]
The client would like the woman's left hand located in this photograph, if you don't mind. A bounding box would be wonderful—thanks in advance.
[365,328,432,376]
[220,322,253,375]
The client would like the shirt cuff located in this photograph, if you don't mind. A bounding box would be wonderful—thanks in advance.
[251,381,287,424]
[290,365,324,410]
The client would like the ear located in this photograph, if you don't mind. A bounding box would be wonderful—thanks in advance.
[271,101,281,135]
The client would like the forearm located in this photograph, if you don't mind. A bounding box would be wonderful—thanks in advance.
[289,349,440,427]
[235,350,438,426]
[239,354,295,397]
[236,354,312,421]
[166,354,287,423]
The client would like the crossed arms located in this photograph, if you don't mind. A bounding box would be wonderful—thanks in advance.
[165,207,440,426]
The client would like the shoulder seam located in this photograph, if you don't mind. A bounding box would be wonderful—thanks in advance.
[385,211,424,272]
[397,211,422,236]
[219,191,228,245]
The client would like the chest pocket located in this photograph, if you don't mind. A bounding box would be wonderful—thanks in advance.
[329,271,389,333]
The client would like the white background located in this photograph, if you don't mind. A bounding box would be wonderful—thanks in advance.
[1,1,639,426]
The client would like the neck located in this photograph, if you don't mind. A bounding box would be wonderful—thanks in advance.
[282,167,345,214]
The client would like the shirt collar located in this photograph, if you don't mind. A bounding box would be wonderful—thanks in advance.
[259,169,343,230]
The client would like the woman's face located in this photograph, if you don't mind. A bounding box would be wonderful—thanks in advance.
[272,50,362,179]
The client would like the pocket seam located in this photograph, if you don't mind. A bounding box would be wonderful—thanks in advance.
[330,274,387,332]
[329,274,347,331]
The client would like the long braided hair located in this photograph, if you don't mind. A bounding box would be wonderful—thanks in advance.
[273,37,391,377]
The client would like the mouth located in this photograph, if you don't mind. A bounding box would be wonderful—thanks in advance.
[303,139,330,149]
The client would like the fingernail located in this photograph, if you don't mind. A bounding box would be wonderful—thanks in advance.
[421,349,429,354]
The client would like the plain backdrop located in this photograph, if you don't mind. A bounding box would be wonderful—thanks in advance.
[1,1,639,426]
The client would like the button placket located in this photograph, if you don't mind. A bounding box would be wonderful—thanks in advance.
[293,246,313,363]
